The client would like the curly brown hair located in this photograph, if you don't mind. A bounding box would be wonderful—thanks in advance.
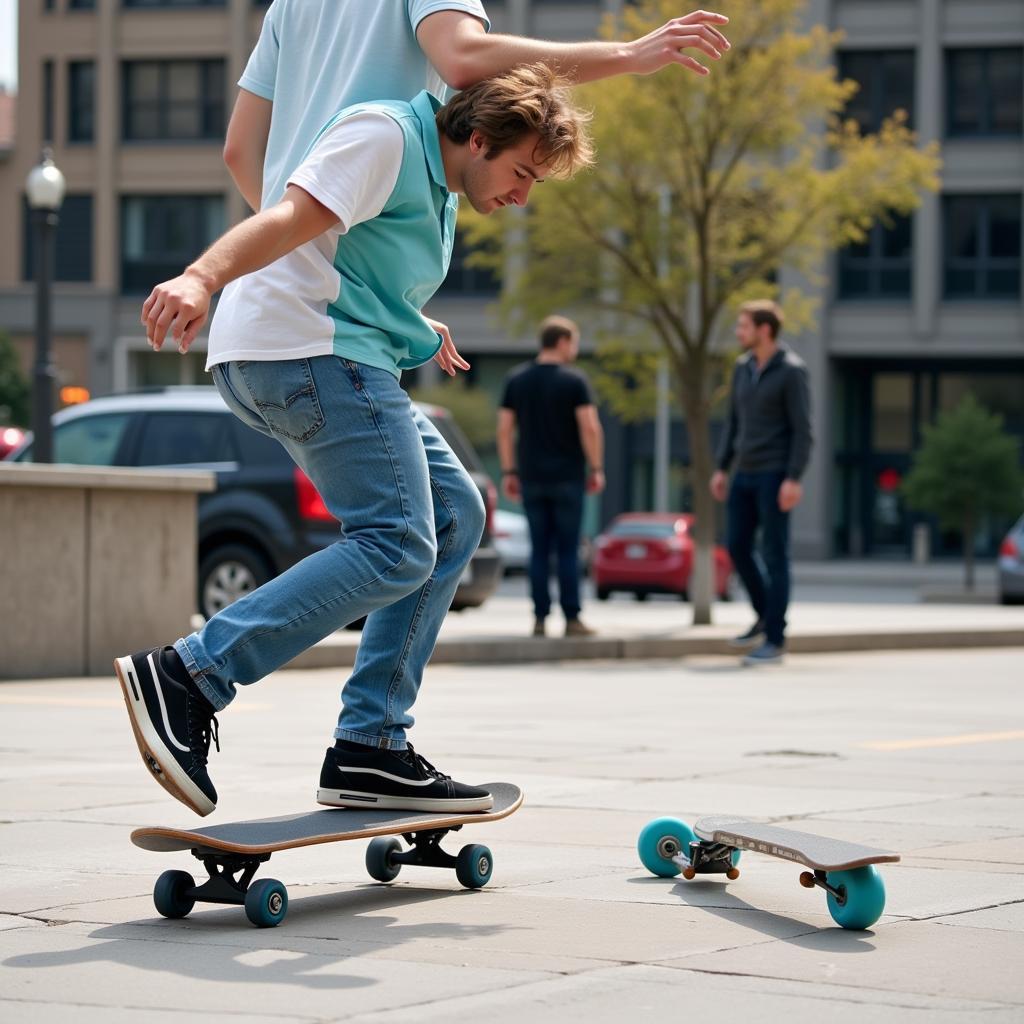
[435,63,594,180]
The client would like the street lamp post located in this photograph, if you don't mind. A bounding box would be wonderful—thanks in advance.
[25,149,66,464]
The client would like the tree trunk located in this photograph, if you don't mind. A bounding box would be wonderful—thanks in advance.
[678,371,716,627]
[963,508,975,592]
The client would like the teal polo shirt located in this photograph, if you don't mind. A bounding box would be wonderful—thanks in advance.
[316,91,457,377]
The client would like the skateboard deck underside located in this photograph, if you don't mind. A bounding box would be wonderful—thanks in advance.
[694,815,900,871]
[132,783,522,855]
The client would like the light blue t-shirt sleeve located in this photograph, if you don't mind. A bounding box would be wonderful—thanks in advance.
[238,0,281,100]
[407,0,490,33]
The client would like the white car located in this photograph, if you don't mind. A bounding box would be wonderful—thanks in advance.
[492,508,592,575]
[493,509,531,573]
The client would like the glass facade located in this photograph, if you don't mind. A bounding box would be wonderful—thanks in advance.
[120,194,225,293]
[839,50,915,133]
[122,60,225,141]
[833,361,1024,559]
[943,195,1022,299]
[946,48,1023,137]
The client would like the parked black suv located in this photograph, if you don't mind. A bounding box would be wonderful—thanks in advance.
[7,388,501,619]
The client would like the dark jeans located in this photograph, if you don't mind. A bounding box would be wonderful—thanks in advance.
[521,479,585,621]
[726,470,790,646]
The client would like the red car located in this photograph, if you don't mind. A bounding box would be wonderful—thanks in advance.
[593,513,732,602]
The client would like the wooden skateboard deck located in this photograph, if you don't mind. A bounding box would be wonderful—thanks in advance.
[132,783,522,855]
[133,783,522,928]
[638,812,899,929]
[694,815,900,872]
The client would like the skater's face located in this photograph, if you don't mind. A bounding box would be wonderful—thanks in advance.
[461,131,548,214]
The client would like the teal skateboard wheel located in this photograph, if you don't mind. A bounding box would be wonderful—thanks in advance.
[825,866,886,929]
[637,817,695,877]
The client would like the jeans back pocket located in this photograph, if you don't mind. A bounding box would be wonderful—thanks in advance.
[238,358,325,443]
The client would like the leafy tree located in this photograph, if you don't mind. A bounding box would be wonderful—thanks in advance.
[903,395,1024,591]
[410,380,497,453]
[0,331,30,427]
[463,0,940,623]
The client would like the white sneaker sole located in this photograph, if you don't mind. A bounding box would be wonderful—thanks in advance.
[315,787,494,813]
[114,655,216,817]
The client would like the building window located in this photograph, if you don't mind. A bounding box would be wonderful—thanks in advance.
[946,49,1023,137]
[121,195,225,293]
[69,1,97,9]
[435,232,501,296]
[943,195,1022,299]
[68,61,95,142]
[122,60,225,141]
[838,217,912,300]
[839,50,915,133]
[22,194,94,283]
[42,59,54,143]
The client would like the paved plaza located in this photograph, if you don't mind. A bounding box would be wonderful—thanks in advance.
[1,647,1022,1021]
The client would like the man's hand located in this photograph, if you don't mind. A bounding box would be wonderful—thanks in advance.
[587,468,606,495]
[142,268,212,353]
[710,469,728,502]
[778,479,803,512]
[426,316,471,377]
[502,472,521,502]
[627,11,731,77]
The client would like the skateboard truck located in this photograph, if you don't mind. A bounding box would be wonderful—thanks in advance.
[678,839,741,881]
[799,869,846,905]
[391,827,463,871]
[188,849,271,906]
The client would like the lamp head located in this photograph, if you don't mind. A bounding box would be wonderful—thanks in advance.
[26,149,66,211]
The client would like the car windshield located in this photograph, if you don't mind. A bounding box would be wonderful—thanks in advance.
[609,521,677,539]
[13,412,132,465]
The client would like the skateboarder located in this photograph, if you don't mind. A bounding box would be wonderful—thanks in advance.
[116,65,593,818]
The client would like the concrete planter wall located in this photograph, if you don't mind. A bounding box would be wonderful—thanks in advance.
[0,464,215,678]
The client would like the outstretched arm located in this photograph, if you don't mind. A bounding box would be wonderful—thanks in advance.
[141,185,339,352]
[417,9,730,89]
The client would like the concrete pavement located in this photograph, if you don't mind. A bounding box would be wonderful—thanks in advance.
[1,647,1023,1021]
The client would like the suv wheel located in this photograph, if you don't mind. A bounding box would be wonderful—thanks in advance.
[199,544,271,619]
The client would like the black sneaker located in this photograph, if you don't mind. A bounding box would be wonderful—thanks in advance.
[114,647,219,816]
[317,743,493,813]
[728,619,766,649]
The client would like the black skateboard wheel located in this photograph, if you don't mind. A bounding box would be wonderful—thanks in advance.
[153,869,195,919]
[366,836,403,883]
[244,878,288,928]
[456,844,493,889]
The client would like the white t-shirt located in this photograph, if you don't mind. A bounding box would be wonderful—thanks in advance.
[206,111,405,369]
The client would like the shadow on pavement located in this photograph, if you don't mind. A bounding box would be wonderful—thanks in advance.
[3,884,521,991]
[626,875,879,951]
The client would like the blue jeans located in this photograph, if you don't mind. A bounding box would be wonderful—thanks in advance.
[726,470,790,647]
[521,479,585,621]
[174,356,485,750]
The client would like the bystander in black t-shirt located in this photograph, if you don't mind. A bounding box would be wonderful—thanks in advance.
[500,362,595,484]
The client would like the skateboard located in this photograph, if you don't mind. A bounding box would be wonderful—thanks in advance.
[132,783,522,928]
[637,814,900,929]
